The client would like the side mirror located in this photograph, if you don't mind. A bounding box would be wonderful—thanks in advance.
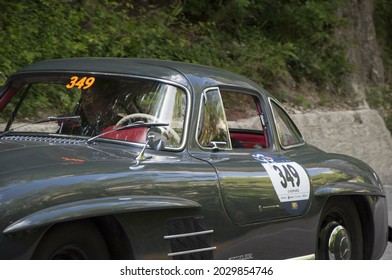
[147,127,167,151]
[134,126,168,162]
[0,72,6,86]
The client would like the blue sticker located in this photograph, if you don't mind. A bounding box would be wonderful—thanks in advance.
[252,152,291,164]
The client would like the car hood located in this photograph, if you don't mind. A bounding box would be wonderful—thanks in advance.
[0,138,140,179]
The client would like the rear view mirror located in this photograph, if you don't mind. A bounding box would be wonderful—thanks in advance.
[0,72,7,86]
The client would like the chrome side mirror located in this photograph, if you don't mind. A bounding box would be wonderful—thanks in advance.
[147,127,167,151]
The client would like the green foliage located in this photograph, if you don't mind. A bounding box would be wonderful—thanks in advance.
[373,0,392,131]
[1,0,349,84]
[366,84,392,132]
[0,0,87,73]
[182,0,350,88]
[0,0,353,108]
[375,0,392,59]
[375,0,392,91]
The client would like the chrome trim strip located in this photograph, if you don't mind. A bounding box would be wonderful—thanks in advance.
[1,135,85,144]
[164,229,214,240]
[268,97,305,150]
[168,246,217,257]
[287,254,315,260]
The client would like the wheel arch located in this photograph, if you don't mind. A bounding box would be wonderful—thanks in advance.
[351,195,375,259]
[91,215,135,259]
[316,194,375,259]
[29,215,134,259]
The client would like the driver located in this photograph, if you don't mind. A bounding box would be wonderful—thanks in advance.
[78,79,121,136]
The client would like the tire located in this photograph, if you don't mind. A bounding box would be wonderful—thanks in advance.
[32,220,109,260]
[317,198,363,260]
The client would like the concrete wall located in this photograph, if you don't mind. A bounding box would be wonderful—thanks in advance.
[291,109,392,184]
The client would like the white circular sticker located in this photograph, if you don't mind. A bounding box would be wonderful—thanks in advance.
[253,153,310,203]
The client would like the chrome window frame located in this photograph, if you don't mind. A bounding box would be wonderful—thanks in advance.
[268,97,305,149]
[195,87,232,151]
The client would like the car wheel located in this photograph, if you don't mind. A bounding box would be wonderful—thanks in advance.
[32,220,109,260]
[317,198,363,260]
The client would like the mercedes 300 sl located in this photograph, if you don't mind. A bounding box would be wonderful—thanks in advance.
[0,58,390,260]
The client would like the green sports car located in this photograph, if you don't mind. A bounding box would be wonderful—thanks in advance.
[0,58,390,260]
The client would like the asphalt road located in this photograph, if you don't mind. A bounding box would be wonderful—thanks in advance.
[381,185,392,260]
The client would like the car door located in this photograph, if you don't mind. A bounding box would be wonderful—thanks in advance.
[191,87,311,225]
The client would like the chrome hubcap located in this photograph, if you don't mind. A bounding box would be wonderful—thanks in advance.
[327,225,352,260]
[50,244,89,260]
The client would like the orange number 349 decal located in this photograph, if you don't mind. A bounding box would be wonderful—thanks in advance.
[66,76,95,89]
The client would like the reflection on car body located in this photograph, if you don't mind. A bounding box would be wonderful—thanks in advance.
[0,58,390,260]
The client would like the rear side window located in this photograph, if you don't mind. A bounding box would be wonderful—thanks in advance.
[222,91,262,130]
[270,100,303,148]
[221,91,267,149]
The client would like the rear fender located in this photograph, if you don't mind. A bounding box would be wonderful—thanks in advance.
[3,196,201,234]
[314,182,385,197]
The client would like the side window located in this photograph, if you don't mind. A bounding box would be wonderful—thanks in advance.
[270,100,303,147]
[221,90,268,149]
[197,88,231,150]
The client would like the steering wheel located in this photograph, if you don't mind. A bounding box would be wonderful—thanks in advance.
[116,113,181,144]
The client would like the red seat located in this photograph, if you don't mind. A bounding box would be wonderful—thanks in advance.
[0,87,17,111]
[100,125,147,143]
[230,131,266,148]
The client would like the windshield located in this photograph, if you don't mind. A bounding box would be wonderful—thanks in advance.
[0,74,188,149]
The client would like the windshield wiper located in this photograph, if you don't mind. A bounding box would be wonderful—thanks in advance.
[86,121,169,144]
[0,115,81,138]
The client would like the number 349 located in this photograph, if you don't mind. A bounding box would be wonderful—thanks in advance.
[272,164,300,188]
[66,76,95,89]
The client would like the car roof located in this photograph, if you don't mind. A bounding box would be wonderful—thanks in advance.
[13,57,263,92]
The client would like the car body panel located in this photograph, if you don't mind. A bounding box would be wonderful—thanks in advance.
[3,196,201,234]
[0,58,389,260]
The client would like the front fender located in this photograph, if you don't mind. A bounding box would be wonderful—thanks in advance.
[3,196,201,234]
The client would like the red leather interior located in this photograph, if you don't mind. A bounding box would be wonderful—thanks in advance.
[100,125,147,143]
[230,131,267,148]
[0,87,17,111]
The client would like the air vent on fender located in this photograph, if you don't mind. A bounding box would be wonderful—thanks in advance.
[164,216,215,260]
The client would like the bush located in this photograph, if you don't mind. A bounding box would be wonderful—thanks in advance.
[0,0,357,118]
